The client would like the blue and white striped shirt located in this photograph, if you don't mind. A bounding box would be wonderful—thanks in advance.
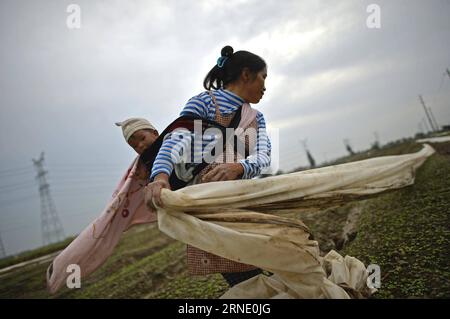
[150,89,271,181]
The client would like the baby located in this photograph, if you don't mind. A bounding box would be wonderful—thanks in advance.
[116,117,159,179]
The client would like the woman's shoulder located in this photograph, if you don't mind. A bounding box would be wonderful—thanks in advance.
[187,91,213,103]
[181,91,213,117]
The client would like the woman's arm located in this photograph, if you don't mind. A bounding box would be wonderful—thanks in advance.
[201,112,271,182]
[147,94,210,208]
[149,135,187,181]
[149,94,209,181]
[239,112,272,179]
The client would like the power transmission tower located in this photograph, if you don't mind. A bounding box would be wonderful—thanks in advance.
[422,117,430,133]
[418,122,424,135]
[300,139,316,168]
[343,138,355,155]
[372,131,380,150]
[428,107,440,131]
[0,233,6,258]
[32,152,65,246]
[419,95,437,132]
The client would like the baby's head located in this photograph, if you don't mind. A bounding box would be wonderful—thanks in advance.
[116,118,159,155]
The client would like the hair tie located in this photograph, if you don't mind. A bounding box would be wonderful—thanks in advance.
[217,56,228,68]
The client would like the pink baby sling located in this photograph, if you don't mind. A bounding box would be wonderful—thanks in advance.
[46,158,156,294]
[46,103,258,294]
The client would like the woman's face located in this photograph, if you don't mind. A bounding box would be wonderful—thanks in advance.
[246,66,267,104]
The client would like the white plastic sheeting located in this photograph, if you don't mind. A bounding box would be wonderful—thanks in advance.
[156,145,435,298]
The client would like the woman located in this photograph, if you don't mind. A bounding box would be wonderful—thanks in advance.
[145,45,271,286]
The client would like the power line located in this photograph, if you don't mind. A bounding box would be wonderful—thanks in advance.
[0,180,35,191]
[0,178,117,197]
[47,163,129,169]
[0,173,120,188]
[0,165,34,175]
[0,222,38,233]
[0,209,98,234]
[52,170,127,177]
[0,181,115,205]
[0,162,127,178]
[422,117,431,133]
[0,193,39,208]
[0,167,34,178]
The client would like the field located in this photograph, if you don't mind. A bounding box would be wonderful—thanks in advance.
[1,138,449,299]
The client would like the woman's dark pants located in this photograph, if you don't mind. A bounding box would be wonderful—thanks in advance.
[221,268,264,287]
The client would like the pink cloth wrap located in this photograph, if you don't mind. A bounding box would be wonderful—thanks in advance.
[239,103,258,130]
[46,158,157,294]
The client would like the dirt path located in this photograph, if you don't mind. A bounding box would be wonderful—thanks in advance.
[0,250,61,278]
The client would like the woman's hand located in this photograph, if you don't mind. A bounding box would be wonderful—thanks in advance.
[145,173,171,209]
[201,163,244,183]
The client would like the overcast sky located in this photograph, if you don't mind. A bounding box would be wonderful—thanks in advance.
[1,0,449,256]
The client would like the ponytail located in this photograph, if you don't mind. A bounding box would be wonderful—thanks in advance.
[203,45,266,90]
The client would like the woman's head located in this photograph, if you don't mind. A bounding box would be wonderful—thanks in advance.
[203,45,267,104]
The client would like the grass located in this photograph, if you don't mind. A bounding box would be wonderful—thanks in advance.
[0,236,76,270]
[280,140,450,298]
[0,223,229,299]
[340,150,450,298]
